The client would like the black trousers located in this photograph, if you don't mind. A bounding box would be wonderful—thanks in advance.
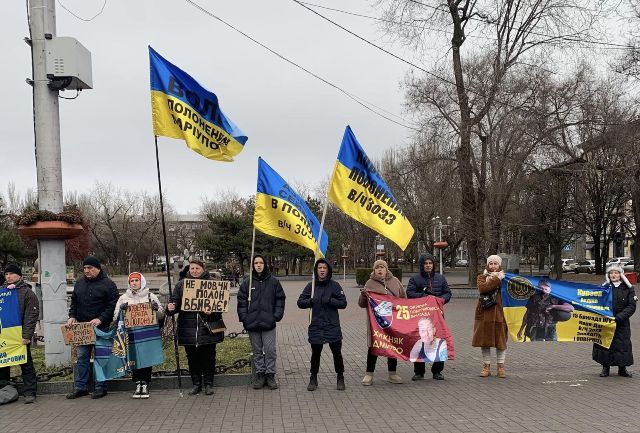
[414,361,444,376]
[132,367,152,383]
[185,344,217,385]
[0,344,37,396]
[310,341,344,375]
[366,347,398,372]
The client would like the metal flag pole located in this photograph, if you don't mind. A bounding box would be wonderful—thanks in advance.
[247,227,256,303]
[309,199,329,323]
[154,135,183,397]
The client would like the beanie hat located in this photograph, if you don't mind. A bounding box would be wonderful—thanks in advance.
[83,256,101,269]
[128,272,142,282]
[373,259,389,270]
[4,263,22,276]
[189,259,206,269]
[487,255,502,266]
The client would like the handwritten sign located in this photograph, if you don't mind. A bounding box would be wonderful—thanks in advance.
[125,303,155,328]
[181,279,230,313]
[61,322,96,346]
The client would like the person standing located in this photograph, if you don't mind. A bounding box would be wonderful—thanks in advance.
[113,272,163,398]
[472,255,508,378]
[593,264,637,378]
[167,260,225,395]
[237,254,286,390]
[0,264,39,404]
[406,253,451,380]
[297,258,347,391]
[358,259,406,385]
[66,256,119,399]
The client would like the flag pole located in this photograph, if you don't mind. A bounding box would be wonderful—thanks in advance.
[154,135,183,396]
[309,199,329,323]
[247,227,256,303]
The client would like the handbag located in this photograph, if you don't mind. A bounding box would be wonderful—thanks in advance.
[479,289,498,309]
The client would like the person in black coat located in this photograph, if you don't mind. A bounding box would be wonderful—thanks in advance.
[66,256,118,400]
[593,264,637,378]
[167,260,225,396]
[297,258,347,391]
[237,254,286,390]
[407,253,452,381]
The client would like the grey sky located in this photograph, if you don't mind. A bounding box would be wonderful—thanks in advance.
[2,0,423,213]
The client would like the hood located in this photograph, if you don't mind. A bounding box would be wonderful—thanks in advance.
[419,253,436,278]
[314,258,333,281]
[251,254,271,281]
[605,265,632,288]
[126,272,149,298]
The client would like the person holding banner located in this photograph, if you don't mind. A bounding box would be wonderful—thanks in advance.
[406,253,451,380]
[167,260,225,396]
[359,259,406,385]
[472,255,508,378]
[593,265,637,378]
[113,272,163,398]
[0,264,39,404]
[66,256,119,400]
[297,258,347,391]
[237,254,286,390]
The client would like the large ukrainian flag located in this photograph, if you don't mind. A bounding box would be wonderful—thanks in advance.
[328,126,414,250]
[149,46,247,162]
[254,158,328,256]
[0,288,27,367]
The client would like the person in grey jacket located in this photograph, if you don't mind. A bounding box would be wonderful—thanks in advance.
[0,264,39,404]
[407,253,451,380]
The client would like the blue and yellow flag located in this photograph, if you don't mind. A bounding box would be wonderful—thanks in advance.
[0,288,27,367]
[255,158,328,256]
[94,311,130,382]
[328,126,414,250]
[149,46,247,162]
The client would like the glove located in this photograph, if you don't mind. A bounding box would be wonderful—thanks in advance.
[151,301,159,311]
[120,302,128,311]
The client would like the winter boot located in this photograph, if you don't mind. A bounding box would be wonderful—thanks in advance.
[618,366,632,378]
[204,384,214,395]
[388,372,403,384]
[600,366,610,377]
[336,374,346,391]
[265,373,278,390]
[362,373,373,386]
[497,363,506,378]
[189,375,202,395]
[480,363,491,377]
[307,375,318,391]
[252,372,266,389]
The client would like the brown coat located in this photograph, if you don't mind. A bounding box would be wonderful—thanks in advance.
[471,271,508,350]
[358,272,406,347]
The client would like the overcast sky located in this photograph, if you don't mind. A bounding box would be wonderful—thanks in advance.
[2,1,633,214]
[1,0,431,213]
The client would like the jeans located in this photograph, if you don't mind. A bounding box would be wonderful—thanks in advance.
[249,329,277,374]
[0,344,37,396]
[366,347,397,372]
[75,344,106,392]
[310,341,344,375]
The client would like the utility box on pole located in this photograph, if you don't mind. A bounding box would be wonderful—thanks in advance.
[45,37,93,90]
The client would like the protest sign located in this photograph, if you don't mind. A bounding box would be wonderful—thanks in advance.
[61,322,96,346]
[181,279,230,313]
[124,303,155,328]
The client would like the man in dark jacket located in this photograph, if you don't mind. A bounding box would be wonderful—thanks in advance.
[0,264,39,404]
[66,256,118,400]
[297,258,347,391]
[237,254,286,390]
[407,253,452,380]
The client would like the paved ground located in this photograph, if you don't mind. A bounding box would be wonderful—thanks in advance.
[2,276,639,433]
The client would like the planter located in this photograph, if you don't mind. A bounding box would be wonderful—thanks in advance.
[17,221,84,240]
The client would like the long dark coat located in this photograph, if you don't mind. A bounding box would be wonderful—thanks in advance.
[593,281,636,367]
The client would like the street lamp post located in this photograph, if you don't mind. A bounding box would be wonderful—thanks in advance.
[432,216,452,275]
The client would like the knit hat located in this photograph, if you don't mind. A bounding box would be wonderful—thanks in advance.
[128,272,142,282]
[127,272,147,292]
[606,264,632,288]
[373,259,389,270]
[4,263,22,276]
[83,256,101,269]
[487,255,502,266]
[189,259,206,269]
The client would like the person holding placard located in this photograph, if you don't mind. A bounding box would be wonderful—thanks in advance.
[0,264,39,404]
[66,256,119,400]
[167,260,225,396]
[237,254,286,390]
[113,272,163,398]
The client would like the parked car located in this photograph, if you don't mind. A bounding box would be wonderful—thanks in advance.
[574,260,595,274]
[623,260,635,272]
[606,257,632,266]
[561,259,577,272]
[455,259,468,267]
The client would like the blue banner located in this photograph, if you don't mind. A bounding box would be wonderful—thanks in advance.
[0,288,27,367]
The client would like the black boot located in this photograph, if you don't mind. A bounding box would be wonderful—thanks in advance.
[265,373,278,390]
[618,366,633,378]
[189,375,202,395]
[204,384,215,395]
[307,375,318,391]
[336,374,346,391]
[599,366,610,377]
[252,372,266,390]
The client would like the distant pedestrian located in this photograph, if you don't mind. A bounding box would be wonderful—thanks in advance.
[237,255,286,390]
[593,264,636,378]
[297,259,347,391]
[0,264,39,404]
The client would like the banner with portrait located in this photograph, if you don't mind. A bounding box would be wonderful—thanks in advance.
[367,292,455,362]
[502,274,616,348]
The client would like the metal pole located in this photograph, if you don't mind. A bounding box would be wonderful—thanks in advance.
[439,223,443,275]
[248,227,256,303]
[30,0,70,366]
[310,199,328,323]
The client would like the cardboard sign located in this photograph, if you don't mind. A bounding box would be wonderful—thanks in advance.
[181,279,230,313]
[124,303,155,328]
[61,322,96,346]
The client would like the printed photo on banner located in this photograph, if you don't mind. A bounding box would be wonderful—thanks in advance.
[61,322,96,346]
[367,292,455,362]
[181,278,230,313]
[0,288,27,367]
[501,274,616,348]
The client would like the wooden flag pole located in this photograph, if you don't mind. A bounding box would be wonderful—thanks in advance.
[309,199,329,323]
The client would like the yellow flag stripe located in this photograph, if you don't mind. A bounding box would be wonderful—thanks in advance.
[0,326,27,367]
